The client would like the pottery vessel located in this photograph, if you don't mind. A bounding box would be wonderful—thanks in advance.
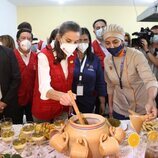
[50,114,124,158]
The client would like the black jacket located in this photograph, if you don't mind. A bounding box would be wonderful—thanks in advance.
[0,46,21,122]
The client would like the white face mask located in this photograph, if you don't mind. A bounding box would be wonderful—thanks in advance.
[95,28,105,40]
[50,40,55,49]
[60,43,78,57]
[20,39,31,51]
[152,35,158,43]
[78,43,89,53]
[124,41,129,47]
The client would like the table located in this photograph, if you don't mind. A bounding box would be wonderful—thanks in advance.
[0,121,147,158]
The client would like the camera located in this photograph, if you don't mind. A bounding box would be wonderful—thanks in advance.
[131,27,154,48]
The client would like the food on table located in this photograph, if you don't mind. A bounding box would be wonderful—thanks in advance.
[22,124,34,135]
[1,130,14,142]
[32,131,44,142]
[0,153,22,158]
[147,130,158,141]
[142,120,158,132]
[107,118,121,127]
[54,120,65,128]
[128,132,140,148]
[34,123,55,139]
[13,138,26,152]
[1,121,12,131]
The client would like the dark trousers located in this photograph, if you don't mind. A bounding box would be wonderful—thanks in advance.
[0,102,23,124]
[113,111,129,120]
[95,95,108,115]
[18,103,33,123]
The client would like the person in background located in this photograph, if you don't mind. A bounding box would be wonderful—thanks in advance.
[0,35,16,50]
[0,45,21,123]
[72,27,106,113]
[141,25,158,79]
[47,28,59,49]
[17,21,32,31]
[32,21,80,123]
[17,21,44,51]
[14,28,37,123]
[124,32,131,47]
[104,24,158,120]
[92,19,110,68]
[92,19,110,115]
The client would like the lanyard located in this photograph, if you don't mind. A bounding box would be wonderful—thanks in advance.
[112,52,126,89]
[79,55,87,82]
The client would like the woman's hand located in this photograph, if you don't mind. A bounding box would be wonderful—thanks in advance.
[109,106,113,118]
[60,92,76,106]
[145,99,157,119]
[0,101,7,113]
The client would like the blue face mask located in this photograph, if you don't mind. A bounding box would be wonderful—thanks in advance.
[107,44,124,56]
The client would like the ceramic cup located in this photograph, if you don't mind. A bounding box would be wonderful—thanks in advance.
[99,134,119,156]
[70,137,89,158]
[49,131,69,153]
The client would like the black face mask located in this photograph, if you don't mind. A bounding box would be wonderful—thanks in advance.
[107,44,124,56]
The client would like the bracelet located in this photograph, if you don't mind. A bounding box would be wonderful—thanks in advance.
[146,50,150,54]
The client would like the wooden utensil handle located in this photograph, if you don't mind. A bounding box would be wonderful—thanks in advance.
[68,90,85,125]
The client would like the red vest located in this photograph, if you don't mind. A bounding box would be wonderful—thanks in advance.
[14,49,37,106]
[32,47,76,120]
[92,40,105,69]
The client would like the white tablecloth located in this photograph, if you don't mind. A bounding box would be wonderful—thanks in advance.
[0,121,147,158]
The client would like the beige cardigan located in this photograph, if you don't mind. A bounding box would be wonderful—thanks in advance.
[104,47,158,117]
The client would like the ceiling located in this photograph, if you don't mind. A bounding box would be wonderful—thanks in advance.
[8,0,157,6]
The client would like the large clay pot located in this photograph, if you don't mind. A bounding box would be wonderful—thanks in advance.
[64,113,109,158]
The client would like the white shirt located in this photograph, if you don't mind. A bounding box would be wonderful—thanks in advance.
[18,49,31,65]
[96,39,111,58]
[38,52,68,100]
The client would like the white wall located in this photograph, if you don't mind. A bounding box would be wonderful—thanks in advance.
[0,0,17,39]
[18,5,158,41]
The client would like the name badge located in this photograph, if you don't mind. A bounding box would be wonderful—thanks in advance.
[77,85,84,96]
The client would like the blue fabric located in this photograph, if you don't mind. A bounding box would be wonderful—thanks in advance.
[113,111,129,120]
[72,54,107,113]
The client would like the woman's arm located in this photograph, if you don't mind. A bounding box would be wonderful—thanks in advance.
[145,87,158,118]
[147,52,158,67]
[134,51,158,118]
[108,94,113,117]
[38,53,74,106]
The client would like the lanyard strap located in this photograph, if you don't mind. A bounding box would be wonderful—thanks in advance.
[112,52,126,89]
[79,55,87,81]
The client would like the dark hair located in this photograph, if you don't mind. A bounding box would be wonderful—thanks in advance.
[17,22,32,31]
[54,21,81,63]
[48,28,59,44]
[151,25,158,30]
[93,19,107,29]
[16,28,33,40]
[79,27,94,62]
[0,35,15,49]
[125,32,131,46]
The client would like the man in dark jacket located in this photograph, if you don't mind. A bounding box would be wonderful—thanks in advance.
[0,45,21,123]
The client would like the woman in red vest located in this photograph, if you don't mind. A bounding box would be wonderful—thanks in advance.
[32,21,81,122]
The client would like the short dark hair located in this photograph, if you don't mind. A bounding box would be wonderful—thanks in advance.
[16,28,33,40]
[151,25,158,30]
[93,19,107,29]
[17,22,32,31]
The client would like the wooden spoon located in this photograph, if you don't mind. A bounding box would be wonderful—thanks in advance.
[68,90,85,125]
